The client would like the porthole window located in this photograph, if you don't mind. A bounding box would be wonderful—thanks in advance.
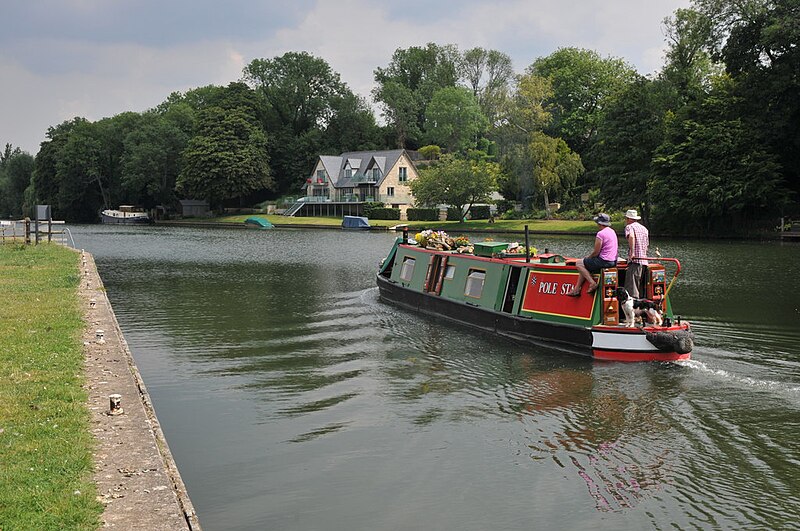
[465,270,485,298]
[400,257,416,281]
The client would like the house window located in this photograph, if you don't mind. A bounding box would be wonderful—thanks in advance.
[444,265,456,280]
[372,168,380,180]
[464,269,486,298]
[387,187,395,197]
[345,169,353,178]
[400,257,416,281]
[399,167,408,182]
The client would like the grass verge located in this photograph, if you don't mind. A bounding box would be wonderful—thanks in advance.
[0,243,102,530]
[212,214,607,233]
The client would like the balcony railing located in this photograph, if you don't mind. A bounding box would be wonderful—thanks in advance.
[350,172,379,184]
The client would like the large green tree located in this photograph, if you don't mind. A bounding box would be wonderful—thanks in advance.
[54,119,110,221]
[0,144,34,218]
[373,43,460,148]
[528,48,637,156]
[411,155,499,216]
[700,0,800,198]
[651,75,787,233]
[177,107,273,207]
[120,112,188,208]
[424,86,488,153]
[591,77,674,218]
[661,8,719,102]
[243,52,361,195]
[460,47,515,125]
[529,132,584,217]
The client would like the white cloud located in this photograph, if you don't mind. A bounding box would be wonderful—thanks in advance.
[0,0,691,155]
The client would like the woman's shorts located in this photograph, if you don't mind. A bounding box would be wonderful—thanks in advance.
[584,256,617,273]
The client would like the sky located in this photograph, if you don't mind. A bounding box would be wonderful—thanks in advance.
[1,0,691,155]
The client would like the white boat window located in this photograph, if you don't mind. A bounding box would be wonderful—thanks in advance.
[444,265,456,280]
[465,270,486,298]
[400,257,416,281]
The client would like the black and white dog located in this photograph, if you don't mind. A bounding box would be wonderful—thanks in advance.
[616,287,663,327]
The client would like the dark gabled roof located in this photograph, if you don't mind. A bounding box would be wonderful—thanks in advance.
[314,149,415,188]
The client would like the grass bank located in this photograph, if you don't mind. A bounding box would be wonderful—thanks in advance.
[213,214,606,233]
[0,243,102,529]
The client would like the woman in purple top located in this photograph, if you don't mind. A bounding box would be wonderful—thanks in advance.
[567,213,618,296]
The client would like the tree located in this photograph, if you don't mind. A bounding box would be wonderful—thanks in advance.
[55,119,109,221]
[494,73,554,209]
[591,77,673,219]
[373,43,460,148]
[651,75,787,233]
[0,144,33,218]
[661,8,719,102]
[528,48,637,156]
[460,47,515,125]
[529,132,584,217]
[410,155,499,216]
[121,112,188,208]
[243,52,360,194]
[32,119,82,213]
[177,107,273,207]
[424,86,488,153]
[323,92,383,153]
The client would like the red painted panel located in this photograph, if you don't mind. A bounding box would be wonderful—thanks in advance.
[520,270,596,320]
[592,349,691,362]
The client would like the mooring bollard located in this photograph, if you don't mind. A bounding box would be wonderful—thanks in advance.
[108,394,123,415]
[95,329,105,344]
[89,298,97,309]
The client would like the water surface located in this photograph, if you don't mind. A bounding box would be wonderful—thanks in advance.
[73,225,800,530]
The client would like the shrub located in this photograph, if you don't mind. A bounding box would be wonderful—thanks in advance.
[362,201,385,218]
[367,207,400,220]
[447,207,463,221]
[469,205,491,219]
[496,199,514,215]
[407,208,439,221]
[418,145,441,160]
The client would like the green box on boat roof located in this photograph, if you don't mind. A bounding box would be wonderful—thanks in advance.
[473,242,509,257]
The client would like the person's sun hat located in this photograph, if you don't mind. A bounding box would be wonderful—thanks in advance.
[624,209,641,220]
[593,213,611,226]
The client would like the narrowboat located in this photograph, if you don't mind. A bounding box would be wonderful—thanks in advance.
[101,205,150,224]
[376,230,694,362]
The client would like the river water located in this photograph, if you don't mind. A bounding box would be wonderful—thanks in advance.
[72,225,800,530]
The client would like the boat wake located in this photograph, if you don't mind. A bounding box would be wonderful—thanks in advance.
[678,358,800,395]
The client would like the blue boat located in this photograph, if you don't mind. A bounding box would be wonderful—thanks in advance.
[244,217,273,228]
[342,216,370,230]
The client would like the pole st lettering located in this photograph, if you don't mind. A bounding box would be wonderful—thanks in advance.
[538,281,577,295]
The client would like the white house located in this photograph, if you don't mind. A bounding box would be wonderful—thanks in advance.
[305,149,420,218]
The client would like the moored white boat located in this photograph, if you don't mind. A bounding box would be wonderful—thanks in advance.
[101,206,150,224]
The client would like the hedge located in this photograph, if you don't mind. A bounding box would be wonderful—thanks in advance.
[447,207,463,221]
[362,201,385,217]
[469,205,491,219]
[407,208,439,221]
[367,208,401,220]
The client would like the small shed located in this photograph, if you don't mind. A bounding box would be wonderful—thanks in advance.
[179,200,210,218]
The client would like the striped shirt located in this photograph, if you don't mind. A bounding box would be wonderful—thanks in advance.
[625,221,649,265]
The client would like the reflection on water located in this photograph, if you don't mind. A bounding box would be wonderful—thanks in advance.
[72,225,800,530]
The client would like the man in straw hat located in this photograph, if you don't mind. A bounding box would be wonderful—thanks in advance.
[623,209,649,298]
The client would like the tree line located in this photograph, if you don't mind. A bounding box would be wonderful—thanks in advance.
[0,0,797,235]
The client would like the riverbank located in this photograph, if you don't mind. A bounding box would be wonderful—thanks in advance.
[158,215,601,234]
[0,243,199,530]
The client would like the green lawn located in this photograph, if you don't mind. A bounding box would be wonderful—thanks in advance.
[213,214,607,233]
[0,243,102,530]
